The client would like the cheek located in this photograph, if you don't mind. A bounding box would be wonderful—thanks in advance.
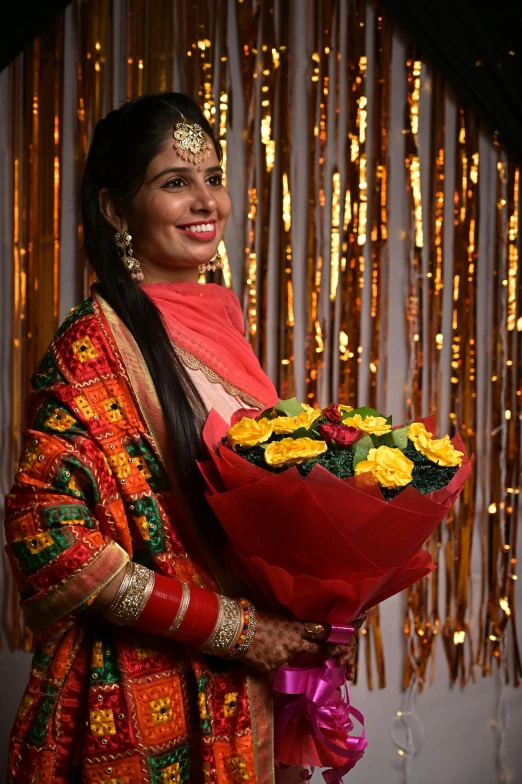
[128,193,187,236]
[218,190,232,218]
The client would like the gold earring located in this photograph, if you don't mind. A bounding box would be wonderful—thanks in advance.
[199,252,224,275]
[115,231,144,282]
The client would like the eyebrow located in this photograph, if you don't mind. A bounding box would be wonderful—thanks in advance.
[149,165,223,183]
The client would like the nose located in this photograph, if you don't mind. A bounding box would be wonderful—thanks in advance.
[189,178,218,214]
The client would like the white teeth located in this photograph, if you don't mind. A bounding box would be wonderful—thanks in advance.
[186,223,214,233]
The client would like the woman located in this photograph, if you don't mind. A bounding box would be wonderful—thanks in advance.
[5,93,353,784]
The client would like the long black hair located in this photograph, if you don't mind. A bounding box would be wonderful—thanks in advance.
[81,93,220,510]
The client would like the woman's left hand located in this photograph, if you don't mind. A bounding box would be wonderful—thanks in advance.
[327,639,357,680]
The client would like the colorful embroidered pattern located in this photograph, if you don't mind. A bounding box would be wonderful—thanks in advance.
[128,496,165,555]
[5,295,263,784]
[147,743,191,784]
[132,674,187,746]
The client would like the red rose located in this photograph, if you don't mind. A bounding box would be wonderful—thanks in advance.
[318,423,362,448]
[230,408,264,426]
[322,404,342,424]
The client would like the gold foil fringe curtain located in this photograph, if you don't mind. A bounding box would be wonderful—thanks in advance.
[4,0,521,690]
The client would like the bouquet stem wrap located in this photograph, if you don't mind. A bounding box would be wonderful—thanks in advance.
[274,625,367,782]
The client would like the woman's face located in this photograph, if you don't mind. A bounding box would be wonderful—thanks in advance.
[115,133,231,283]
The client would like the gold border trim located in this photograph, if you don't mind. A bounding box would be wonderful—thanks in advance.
[247,672,276,784]
[96,292,180,491]
[175,344,265,409]
[96,293,275,779]
[23,540,129,633]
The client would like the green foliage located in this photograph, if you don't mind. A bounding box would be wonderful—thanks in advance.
[274,397,306,417]
[346,406,383,420]
[353,435,374,467]
[289,426,321,440]
[392,426,409,450]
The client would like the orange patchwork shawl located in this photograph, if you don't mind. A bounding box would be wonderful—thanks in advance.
[4,291,275,784]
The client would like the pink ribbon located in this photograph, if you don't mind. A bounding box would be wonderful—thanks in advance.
[274,641,367,783]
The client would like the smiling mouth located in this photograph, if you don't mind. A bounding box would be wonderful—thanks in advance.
[176,222,217,238]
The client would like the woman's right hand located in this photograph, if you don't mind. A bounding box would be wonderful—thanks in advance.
[240,612,327,672]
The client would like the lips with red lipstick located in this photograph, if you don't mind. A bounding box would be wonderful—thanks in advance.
[176,220,217,240]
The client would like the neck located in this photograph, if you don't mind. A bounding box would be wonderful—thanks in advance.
[140,263,200,284]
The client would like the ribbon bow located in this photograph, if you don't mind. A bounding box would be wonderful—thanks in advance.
[274,625,367,783]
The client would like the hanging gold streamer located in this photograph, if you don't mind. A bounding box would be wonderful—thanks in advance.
[276,9,294,399]
[442,106,480,686]
[305,2,331,404]
[499,160,522,685]
[360,4,392,692]
[402,69,446,691]
[479,154,522,684]
[368,8,391,412]
[76,0,112,294]
[6,16,65,650]
[337,0,367,407]
[402,49,426,689]
[404,51,424,420]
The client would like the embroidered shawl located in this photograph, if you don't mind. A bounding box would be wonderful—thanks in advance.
[4,292,275,784]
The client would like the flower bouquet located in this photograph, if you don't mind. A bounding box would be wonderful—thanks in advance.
[198,399,473,781]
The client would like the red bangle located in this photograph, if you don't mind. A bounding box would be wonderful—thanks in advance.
[175,585,219,646]
[137,573,183,635]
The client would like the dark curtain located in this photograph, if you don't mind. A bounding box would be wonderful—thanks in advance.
[0,0,71,72]
[2,0,522,160]
[382,0,522,160]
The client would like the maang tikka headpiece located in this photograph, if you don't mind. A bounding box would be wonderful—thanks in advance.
[172,111,211,168]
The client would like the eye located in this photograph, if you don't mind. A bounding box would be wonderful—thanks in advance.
[207,173,225,187]
[163,177,186,189]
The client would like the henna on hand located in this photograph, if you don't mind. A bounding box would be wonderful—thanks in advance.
[240,612,327,672]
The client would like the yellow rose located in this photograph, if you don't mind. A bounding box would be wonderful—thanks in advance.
[265,437,328,467]
[272,407,322,434]
[227,416,274,450]
[355,445,413,488]
[339,405,354,416]
[408,422,463,467]
[417,433,463,467]
[344,413,392,436]
[407,421,433,443]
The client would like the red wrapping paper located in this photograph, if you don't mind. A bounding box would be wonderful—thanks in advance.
[198,409,473,775]
[199,409,472,624]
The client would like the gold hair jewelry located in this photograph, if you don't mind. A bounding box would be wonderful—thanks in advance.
[172,115,211,166]
[199,252,224,275]
[115,231,144,282]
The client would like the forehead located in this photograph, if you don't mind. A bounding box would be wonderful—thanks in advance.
[147,132,220,175]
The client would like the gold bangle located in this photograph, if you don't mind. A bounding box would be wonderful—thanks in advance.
[107,563,153,626]
[136,569,155,619]
[201,595,242,656]
[226,599,257,659]
[105,561,134,620]
[167,581,191,635]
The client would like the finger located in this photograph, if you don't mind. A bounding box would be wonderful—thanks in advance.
[300,638,327,657]
[327,643,350,658]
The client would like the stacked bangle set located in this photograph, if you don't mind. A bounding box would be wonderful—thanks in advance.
[104,562,256,659]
